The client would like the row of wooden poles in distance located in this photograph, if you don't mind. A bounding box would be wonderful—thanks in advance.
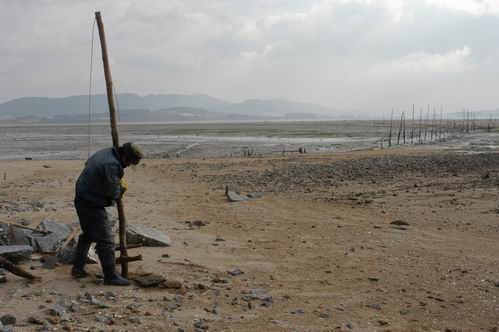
[381,105,497,148]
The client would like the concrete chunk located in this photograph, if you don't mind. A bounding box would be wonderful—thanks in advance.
[126,225,171,247]
[0,245,33,263]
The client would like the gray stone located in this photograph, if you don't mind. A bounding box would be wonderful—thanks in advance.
[193,318,209,330]
[291,308,305,314]
[47,304,65,318]
[247,192,263,199]
[135,274,166,287]
[0,223,32,246]
[370,303,382,310]
[0,315,16,325]
[0,275,6,284]
[28,316,44,325]
[28,233,64,253]
[227,191,249,202]
[126,224,171,247]
[56,239,98,264]
[0,245,33,263]
[37,220,71,239]
[228,268,244,276]
[26,220,72,253]
[129,317,142,324]
[241,288,273,306]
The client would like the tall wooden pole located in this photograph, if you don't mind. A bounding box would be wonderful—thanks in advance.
[95,11,129,278]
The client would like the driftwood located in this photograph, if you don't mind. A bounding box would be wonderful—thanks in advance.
[116,254,142,264]
[0,256,40,280]
[5,222,50,235]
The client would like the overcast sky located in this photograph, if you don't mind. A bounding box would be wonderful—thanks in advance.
[1,0,498,114]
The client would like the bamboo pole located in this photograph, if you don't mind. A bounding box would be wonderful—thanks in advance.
[95,11,129,278]
[388,109,393,147]
[411,104,414,144]
[419,106,422,142]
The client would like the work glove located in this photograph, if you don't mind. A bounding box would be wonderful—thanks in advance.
[120,177,128,196]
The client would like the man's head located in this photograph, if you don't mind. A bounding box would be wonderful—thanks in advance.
[120,142,144,168]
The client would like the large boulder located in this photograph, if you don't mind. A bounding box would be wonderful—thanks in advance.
[0,245,34,263]
[126,225,171,247]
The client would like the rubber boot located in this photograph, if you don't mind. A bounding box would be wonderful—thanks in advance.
[98,248,130,286]
[102,262,130,286]
[71,236,91,278]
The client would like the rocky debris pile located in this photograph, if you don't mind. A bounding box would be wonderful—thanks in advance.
[207,152,499,194]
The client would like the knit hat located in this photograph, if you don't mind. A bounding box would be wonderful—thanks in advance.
[122,142,144,165]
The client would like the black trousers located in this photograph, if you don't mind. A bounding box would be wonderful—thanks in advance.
[73,199,116,268]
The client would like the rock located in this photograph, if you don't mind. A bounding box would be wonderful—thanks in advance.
[241,288,273,306]
[129,317,142,324]
[399,309,410,315]
[47,304,66,318]
[0,275,6,284]
[211,277,228,284]
[127,224,171,247]
[28,316,44,325]
[68,301,80,313]
[38,220,71,239]
[291,309,304,314]
[164,280,183,289]
[79,292,110,308]
[226,191,249,202]
[0,321,2,331]
[42,256,58,269]
[370,303,382,310]
[390,219,409,226]
[0,315,16,326]
[56,240,98,265]
[247,192,263,199]
[193,318,209,330]
[225,184,241,195]
[190,220,206,227]
[134,274,166,287]
[94,315,115,325]
[0,222,32,246]
[228,268,244,276]
[0,245,33,263]
[346,322,353,329]
[495,281,499,288]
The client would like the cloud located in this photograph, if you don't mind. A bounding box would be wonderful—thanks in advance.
[372,46,473,76]
[425,0,499,16]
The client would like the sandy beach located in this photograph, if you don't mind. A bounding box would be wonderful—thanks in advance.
[0,144,498,331]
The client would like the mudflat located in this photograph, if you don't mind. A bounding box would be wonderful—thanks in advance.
[0,148,498,331]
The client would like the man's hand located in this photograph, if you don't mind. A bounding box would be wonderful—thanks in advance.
[120,177,128,196]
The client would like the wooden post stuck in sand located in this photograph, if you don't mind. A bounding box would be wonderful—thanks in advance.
[388,109,393,147]
[95,11,129,278]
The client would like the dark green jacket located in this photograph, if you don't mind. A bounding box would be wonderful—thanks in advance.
[75,147,124,208]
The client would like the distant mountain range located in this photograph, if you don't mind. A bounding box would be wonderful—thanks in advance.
[0,93,351,123]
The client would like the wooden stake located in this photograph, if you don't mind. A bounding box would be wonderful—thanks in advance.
[95,11,129,278]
